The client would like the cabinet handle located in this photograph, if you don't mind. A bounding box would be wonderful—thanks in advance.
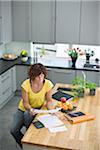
[1,76,10,83]
[47,68,52,71]
[2,87,11,95]
[53,69,73,74]
[1,71,10,78]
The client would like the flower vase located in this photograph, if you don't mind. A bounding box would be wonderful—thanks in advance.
[86,54,90,64]
[71,57,77,68]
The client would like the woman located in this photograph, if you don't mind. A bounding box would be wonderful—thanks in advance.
[10,63,54,149]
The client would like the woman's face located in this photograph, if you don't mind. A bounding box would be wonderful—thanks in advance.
[37,73,45,83]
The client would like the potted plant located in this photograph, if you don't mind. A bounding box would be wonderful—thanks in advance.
[66,48,84,68]
[85,48,95,64]
[72,77,85,98]
[39,46,47,57]
[20,50,28,62]
[72,87,85,98]
[86,81,96,95]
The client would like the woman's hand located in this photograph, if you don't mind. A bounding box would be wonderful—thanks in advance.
[46,99,56,110]
[29,108,37,116]
[45,89,56,110]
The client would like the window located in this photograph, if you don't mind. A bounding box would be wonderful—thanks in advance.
[55,43,69,58]
[72,44,100,60]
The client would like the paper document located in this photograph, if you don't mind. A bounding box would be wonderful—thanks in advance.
[37,114,64,128]
[34,108,61,114]
[48,125,67,133]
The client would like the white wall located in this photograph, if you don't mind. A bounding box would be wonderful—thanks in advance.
[5,42,30,56]
[0,44,6,58]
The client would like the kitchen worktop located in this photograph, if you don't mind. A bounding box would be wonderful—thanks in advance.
[22,83,100,150]
[0,57,100,75]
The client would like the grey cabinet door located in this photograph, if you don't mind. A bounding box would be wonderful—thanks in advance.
[76,70,99,87]
[80,1,99,45]
[12,1,30,42]
[11,66,17,92]
[0,1,12,43]
[0,2,2,44]
[16,65,29,90]
[1,69,12,104]
[51,69,75,85]
[31,0,55,43]
[0,77,2,105]
[56,1,80,44]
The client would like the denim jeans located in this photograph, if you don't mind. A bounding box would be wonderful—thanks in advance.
[10,109,36,148]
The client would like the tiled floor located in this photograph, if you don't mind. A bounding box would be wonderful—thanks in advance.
[0,95,21,150]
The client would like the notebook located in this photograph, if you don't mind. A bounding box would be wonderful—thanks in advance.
[64,111,95,124]
[52,91,73,101]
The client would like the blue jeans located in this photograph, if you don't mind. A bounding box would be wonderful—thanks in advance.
[10,109,36,147]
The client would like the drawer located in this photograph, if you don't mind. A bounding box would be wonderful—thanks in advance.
[1,70,12,92]
[1,70,10,79]
[1,87,12,103]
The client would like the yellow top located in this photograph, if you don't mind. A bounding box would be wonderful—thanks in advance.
[18,79,54,112]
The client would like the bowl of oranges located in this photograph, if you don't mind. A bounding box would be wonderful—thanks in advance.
[56,97,76,113]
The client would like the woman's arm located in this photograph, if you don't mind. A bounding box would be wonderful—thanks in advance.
[22,88,36,115]
[45,89,56,110]
[22,88,31,111]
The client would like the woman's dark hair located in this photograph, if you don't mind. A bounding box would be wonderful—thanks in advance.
[28,63,47,81]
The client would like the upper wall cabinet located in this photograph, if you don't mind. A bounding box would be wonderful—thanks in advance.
[12,0,99,45]
[12,0,55,43]
[12,1,30,42]
[80,1,99,45]
[0,2,2,44]
[56,1,81,44]
[31,0,55,43]
[0,1,12,43]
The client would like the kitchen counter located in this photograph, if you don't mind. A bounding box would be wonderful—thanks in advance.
[0,57,99,75]
[22,83,100,150]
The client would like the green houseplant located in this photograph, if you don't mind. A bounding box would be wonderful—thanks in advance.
[72,77,85,98]
[66,48,84,68]
[85,48,95,64]
[72,87,84,98]
[86,81,96,95]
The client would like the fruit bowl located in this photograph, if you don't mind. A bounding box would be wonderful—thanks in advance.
[2,53,18,60]
[56,97,76,113]
[61,106,77,113]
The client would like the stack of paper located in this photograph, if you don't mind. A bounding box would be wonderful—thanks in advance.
[34,108,61,114]
[37,114,67,133]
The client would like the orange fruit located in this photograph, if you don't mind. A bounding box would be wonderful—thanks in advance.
[66,101,70,106]
[57,102,63,108]
[62,105,68,110]
[68,103,73,110]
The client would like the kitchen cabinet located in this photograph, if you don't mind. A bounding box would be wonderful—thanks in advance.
[0,2,2,44]
[97,72,100,87]
[80,1,99,45]
[16,65,29,90]
[47,68,53,82]
[12,1,30,42]
[12,0,55,43]
[0,69,12,109]
[56,0,99,45]
[76,70,100,87]
[48,68,76,85]
[31,0,55,43]
[0,1,12,43]
[0,76,2,106]
[11,0,99,45]
[56,1,80,44]
[11,66,17,92]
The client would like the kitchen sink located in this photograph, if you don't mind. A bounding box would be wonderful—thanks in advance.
[84,63,100,69]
